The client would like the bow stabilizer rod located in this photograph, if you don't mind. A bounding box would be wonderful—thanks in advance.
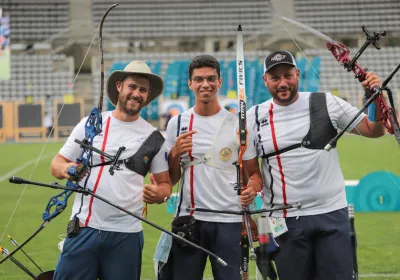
[8,177,228,268]
[187,203,301,215]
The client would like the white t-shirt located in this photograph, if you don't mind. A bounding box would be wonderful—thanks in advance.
[166,108,242,223]
[244,92,365,217]
[59,111,168,232]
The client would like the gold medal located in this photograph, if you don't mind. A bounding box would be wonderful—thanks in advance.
[219,147,232,162]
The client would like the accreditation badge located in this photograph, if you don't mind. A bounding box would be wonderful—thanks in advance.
[268,217,288,238]
[219,147,232,162]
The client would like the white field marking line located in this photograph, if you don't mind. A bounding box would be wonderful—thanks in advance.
[0,154,52,182]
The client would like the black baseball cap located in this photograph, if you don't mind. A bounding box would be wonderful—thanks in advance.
[263,51,297,73]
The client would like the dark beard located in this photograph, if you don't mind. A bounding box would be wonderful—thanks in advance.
[272,85,298,105]
[119,97,142,116]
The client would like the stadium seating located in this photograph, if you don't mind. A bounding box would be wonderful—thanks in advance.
[92,51,271,119]
[93,50,324,119]
[0,0,69,41]
[304,46,400,106]
[293,0,400,34]
[1,0,398,125]
[0,55,73,102]
[92,0,272,38]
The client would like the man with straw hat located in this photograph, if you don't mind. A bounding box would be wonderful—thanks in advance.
[51,61,172,280]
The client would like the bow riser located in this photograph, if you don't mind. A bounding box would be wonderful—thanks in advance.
[327,43,367,81]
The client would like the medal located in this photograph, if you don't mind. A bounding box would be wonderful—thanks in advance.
[219,147,232,162]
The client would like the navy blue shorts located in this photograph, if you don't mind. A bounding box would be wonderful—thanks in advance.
[274,207,353,280]
[159,220,242,280]
[53,227,144,280]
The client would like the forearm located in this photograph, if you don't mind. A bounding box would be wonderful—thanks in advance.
[50,154,71,180]
[352,115,385,138]
[157,182,172,202]
[243,158,263,192]
[168,148,182,186]
[247,172,263,192]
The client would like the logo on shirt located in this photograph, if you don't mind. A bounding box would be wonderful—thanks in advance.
[144,155,149,164]
[136,137,146,143]
[180,126,188,133]
[261,118,269,127]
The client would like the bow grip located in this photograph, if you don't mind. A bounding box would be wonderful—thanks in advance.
[67,165,77,177]
[67,162,88,181]
[365,86,381,122]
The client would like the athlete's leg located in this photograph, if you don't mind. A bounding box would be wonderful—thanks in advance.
[53,227,101,280]
[168,220,209,280]
[274,216,314,280]
[313,208,353,280]
[208,222,242,280]
[99,230,144,280]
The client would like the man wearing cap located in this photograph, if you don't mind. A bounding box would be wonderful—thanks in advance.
[242,51,385,280]
[157,54,263,280]
[50,61,172,280]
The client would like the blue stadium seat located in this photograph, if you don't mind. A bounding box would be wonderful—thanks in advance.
[221,60,237,99]
[246,59,260,108]
[254,60,271,105]
[164,60,184,99]
[296,57,307,91]
[306,56,321,92]
[178,60,190,98]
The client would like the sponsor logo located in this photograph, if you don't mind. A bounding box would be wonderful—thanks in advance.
[240,101,246,120]
[271,54,286,62]
[261,118,269,127]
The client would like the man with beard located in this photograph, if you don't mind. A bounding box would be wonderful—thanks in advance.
[157,54,263,280]
[50,61,172,280]
[242,51,385,280]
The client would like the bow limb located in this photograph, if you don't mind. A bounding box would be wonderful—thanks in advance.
[266,0,338,45]
[0,3,119,267]
[236,26,257,280]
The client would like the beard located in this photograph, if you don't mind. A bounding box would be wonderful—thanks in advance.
[119,94,143,116]
[270,84,298,105]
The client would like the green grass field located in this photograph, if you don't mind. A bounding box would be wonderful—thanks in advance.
[0,135,399,279]
[0,49,11,80]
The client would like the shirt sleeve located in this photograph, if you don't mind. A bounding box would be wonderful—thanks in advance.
[59,117,88,161]
[165,115,179,152]
[243,106,258,160]
[326,93,365,132]
[149,142,169,174]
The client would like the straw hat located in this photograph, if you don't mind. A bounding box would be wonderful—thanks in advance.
[106,61,164,107]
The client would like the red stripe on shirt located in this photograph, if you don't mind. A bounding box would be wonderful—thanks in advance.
[188,113,195,216]
[85,116,111,226]
[269,103,288,217]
